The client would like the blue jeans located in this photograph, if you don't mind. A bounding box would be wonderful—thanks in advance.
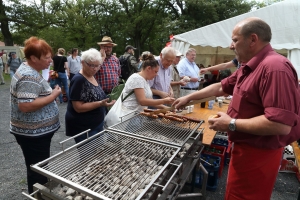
[10,69,16,79]
[55,72,69,103]
[74,121,104,144]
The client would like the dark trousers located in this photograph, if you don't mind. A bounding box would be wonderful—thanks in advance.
[14,132,55,194]
[69,73,76,81]
[74,121,104,144]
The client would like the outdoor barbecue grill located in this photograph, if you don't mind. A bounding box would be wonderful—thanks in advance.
[25,113,208,200]
[109,114,203,147]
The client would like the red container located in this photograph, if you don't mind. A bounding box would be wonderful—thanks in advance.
[203,144,226,177]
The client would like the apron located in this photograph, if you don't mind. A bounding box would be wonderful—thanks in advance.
[225,142,283,200]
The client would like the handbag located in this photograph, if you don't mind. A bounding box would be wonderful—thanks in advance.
[50,70,58,79]
[51,56,64,79]
[104,91,135,127]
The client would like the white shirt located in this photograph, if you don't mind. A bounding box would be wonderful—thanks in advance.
[122,73,153,112]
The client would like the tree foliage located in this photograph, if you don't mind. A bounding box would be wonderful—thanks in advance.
[0,0,262,55]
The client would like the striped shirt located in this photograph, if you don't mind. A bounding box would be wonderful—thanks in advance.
[148,58,172,93]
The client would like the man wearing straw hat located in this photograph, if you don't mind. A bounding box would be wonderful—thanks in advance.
[95,36,120,96]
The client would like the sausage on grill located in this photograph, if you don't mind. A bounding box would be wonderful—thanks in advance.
[164,115,184,122]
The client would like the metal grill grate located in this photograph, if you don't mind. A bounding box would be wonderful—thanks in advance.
[31,130,181,200]
[109,114,203,147]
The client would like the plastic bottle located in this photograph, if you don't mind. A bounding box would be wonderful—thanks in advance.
[212,147,216,153]
[208,100,214,109]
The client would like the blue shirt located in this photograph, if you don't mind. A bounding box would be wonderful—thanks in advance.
[177,58,200,89]
[148,58,172,93]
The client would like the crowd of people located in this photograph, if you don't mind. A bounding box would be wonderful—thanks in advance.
[7,17,300,200]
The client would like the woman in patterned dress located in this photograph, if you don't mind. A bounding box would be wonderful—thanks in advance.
[10,37,61,194]
[65,48,115,144]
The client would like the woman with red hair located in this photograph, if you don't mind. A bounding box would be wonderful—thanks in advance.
[10,36,61,194]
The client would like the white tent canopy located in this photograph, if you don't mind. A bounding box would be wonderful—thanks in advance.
[172,0,300,75]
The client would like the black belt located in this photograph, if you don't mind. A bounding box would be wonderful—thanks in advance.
[182,87,198,90]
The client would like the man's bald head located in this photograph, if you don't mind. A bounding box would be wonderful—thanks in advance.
[235,17,272,43]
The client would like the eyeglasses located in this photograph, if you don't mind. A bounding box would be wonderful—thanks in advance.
[84,61,101,69]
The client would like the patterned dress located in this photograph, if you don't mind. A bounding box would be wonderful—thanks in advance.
[65,73,107,136]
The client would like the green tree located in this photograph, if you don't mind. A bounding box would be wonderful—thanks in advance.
[0,0,262,56]
[163,0,256,35]
[1,0,63,45]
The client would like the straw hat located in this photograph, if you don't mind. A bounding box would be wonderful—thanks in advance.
[97,36,117,46]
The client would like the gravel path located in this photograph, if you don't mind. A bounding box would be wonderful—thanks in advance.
[0,78,299,200]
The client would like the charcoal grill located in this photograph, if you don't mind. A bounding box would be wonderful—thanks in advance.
[30,130,181,200]
[25,114,208,200]
[108,114,203,147]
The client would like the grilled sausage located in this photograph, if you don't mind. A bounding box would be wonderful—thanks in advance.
[164,115,184,122]
[157,113,165,118]
[182,116,202,123]
[149,114,158,119]
[140,112,158,119]
[140,112,150,116]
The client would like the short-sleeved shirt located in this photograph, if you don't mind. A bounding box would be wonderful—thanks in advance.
[2,54,7,63]
[221,44,300,149]
[148,58,172,93]
[122,73,153,112]
[65,73,107,136]
[53,55,67,73]
[8,57,22,71]
[177,58,200,89]
[94,55,120,94]
[10,63,60,137]
[67,56,82,74]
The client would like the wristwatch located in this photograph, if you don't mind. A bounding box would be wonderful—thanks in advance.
[229,118,237,131]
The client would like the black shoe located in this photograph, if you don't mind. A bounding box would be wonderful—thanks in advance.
[0,82,5,85]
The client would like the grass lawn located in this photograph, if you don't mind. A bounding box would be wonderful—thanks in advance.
[3,73,11,83]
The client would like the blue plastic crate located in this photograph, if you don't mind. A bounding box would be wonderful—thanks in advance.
[212,138,231,165]
[195,154,220,191]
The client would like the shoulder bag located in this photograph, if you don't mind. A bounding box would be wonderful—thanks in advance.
[104,91,135,127]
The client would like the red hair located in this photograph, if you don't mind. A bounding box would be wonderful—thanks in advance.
[24,36,53,60]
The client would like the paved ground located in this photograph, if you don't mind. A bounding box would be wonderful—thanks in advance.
[0,75,299,199]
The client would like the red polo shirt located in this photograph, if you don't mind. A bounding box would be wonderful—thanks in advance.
[221,44,300,149]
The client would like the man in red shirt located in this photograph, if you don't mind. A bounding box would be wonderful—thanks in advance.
[173,17,300,200]
[95,36,121,95]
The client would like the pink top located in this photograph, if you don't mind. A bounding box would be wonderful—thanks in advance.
[222,44,300,149]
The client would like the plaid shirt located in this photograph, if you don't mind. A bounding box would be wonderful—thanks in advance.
[94,55,120,93]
